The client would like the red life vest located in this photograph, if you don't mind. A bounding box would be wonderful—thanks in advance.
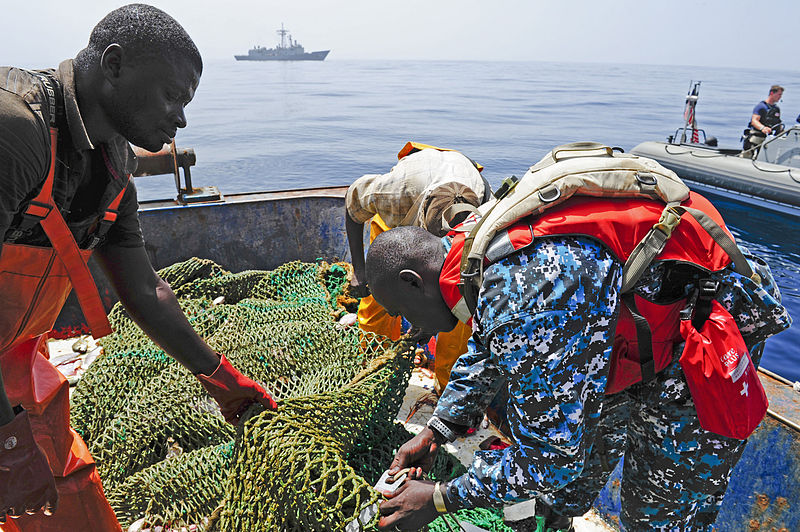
[439,192,734,394]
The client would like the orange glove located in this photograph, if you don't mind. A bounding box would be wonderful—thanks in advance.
[0,409,58,523]
[196,355,277,425]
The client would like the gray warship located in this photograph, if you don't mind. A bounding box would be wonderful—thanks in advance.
[235,23,330,61]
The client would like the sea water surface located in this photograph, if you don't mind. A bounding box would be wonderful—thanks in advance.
[138,59,800,381]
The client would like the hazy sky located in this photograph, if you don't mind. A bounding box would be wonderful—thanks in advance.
[3,0,798,70]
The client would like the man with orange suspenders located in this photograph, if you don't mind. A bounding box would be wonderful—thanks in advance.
[0,5,275,530]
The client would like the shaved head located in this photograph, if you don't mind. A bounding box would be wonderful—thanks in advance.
[366,226,457,334]
[365,226,441,290]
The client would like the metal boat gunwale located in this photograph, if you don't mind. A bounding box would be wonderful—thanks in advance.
[138,185,349,210]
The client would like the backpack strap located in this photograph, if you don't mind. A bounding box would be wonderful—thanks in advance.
[621,292,657,382]
[620,201,757,384]
[621,202,684,293]
[680,206,756,281]
[439,202,481,234]
[622,203,757,293]
[551,142,614,162]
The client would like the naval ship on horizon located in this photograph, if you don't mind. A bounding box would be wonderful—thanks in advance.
[235,23,330,61]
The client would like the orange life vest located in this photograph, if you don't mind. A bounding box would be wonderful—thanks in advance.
[439,192,734,394]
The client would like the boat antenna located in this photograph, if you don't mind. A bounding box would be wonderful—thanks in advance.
[277,23,289,49]
[681,80,702,144]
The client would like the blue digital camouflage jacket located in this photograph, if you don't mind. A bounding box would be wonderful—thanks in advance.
[434,234,790,508]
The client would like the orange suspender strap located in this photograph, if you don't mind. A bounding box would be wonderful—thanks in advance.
[22,128,113,338]
[82,146,128,250]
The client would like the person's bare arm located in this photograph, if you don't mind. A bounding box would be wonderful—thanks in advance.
[751,113,772,135]
[93,244,219,374]
[346,210,369,297]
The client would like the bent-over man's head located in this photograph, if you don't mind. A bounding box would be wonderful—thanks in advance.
[74,4,202,151]
[365,226,458,335]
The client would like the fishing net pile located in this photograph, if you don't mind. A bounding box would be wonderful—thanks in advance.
[69,257,511,531]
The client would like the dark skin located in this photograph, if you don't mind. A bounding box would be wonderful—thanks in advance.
[378,480,439,531]
[0,43,217,520]
[368,255,458,339]
[93,246,220,375]
[377,425,467,530]
[366,230,465,530]
[345,211,370,298]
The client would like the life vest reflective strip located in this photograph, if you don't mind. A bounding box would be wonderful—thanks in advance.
[439,193,735,394]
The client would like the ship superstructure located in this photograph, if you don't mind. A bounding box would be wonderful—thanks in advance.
[235,23,330,61]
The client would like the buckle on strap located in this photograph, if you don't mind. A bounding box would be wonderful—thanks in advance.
[83,216,116,250]
[24,200,55,219]
[698,278,720,300]
[654,206,683,238]
[5,202,55,242]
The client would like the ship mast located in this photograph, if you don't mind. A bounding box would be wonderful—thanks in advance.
[277,23,289,49]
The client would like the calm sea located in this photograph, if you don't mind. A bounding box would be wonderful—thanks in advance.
[137,59,800,381]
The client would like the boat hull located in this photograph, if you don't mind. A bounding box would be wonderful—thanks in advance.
[234,50,330,61]
[53,186,350,335]
[630,141,800,216]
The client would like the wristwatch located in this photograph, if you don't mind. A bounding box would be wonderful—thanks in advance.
[426,416,457,443]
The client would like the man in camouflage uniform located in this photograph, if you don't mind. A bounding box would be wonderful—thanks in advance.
[368,226,789,531]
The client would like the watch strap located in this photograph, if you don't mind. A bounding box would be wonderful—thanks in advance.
[427,416,457,443]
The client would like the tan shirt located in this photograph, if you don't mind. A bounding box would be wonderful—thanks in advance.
[345,149,486,228]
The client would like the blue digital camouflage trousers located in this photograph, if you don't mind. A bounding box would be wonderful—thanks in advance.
[538,353,752,531]
[525,249,786,531]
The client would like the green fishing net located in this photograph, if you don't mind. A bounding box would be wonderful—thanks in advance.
[69,257,511,531]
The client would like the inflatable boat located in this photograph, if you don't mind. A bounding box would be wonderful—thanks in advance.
[630,82,800,217]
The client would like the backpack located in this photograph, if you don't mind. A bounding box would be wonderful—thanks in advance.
[450,142,788,439]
